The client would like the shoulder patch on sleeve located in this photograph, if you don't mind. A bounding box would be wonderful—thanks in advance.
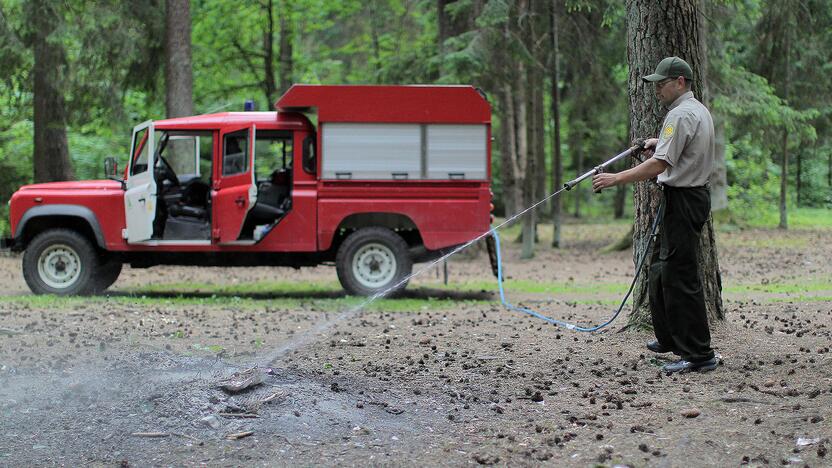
[662,123,674,140]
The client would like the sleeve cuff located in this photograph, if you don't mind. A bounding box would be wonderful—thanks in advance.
[652,153,673,167]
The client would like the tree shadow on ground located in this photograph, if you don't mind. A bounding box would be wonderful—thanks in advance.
[112,287,493,301]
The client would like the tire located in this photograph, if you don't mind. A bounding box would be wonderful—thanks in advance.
[22,229,102,295]
[92,254,122,293]
[335,227,413,297]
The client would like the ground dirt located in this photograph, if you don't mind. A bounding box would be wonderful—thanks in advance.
[1,223,831,467]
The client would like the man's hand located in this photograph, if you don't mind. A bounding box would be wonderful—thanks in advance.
[592,172,618,192]
[641,137,658,158]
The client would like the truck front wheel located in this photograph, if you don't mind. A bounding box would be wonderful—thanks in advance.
[22,229,102,295]
[336,227,412,297]
[93,254,123,293]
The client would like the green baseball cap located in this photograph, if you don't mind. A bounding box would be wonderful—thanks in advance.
[642,56,693,82]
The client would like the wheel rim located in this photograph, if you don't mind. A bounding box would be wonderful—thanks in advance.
[351,242,397,290]
[37,243,82,290]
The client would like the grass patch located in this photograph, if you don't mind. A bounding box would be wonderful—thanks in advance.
[718,235,812,249]
[133,280,343,295]
[764,296,832,303]
[0,291,487,313]
[724,279,832,294]
[2,276,827,312]
[744,207,832,229]
[426,279,630,295]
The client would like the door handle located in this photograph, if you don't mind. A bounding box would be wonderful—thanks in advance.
[235,196,245,207]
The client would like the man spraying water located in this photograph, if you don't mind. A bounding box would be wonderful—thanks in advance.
[591,56,719,374]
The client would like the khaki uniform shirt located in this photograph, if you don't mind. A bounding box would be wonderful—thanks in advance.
[653,91,715,187]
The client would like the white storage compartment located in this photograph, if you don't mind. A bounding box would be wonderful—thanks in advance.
[426,124,487,180]
[322,123,421,180]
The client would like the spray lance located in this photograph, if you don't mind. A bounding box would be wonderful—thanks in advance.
[486,138,665,332]
[564,139,648,191]
[351,140,661,333]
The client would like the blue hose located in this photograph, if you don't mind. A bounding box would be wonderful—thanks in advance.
[491,200,664,332]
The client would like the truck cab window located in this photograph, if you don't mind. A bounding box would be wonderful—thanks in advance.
[255,131,293,182]
[130,128,150,175]
[240,131,294,241]
[223,131,249,176]
[302,135,316,174]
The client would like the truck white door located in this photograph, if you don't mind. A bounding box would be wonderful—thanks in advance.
[124,121,157,243]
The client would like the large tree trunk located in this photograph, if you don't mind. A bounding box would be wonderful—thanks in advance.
[626,0,723,327]
[572,120,583,219]
[164,0,194,118]
[278,0,294,96]
[614,185,627,218]
[710,117,729,211]
[437,0,477,78]
[517,0,534,259]
[778,20,791,229]
[531,0,546,224]
[31,0,73,183]
[262,0,277,105]
[698,1,727,212]
[779,128,789,229]
[549,0,563,248]
[516,64,534,259]
[499,87,519,218]
[796,149,801,207]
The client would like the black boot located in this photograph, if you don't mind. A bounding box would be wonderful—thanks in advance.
[646,340,673,353]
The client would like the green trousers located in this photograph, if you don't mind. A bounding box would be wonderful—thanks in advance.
[648,185,715,363]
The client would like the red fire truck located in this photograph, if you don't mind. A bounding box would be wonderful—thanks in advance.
[2,85,493,296]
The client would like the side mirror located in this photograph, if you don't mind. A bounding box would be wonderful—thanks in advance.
[104,157,126,190]
[104,157,118,178]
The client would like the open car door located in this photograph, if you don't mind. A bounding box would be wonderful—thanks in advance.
[124,120,156,243]
[213,125,257,243]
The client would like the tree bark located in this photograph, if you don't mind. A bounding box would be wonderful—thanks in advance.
[531,0,546,221]
[262,0,277,105]
[698,1,728,212]
[779,128,789,229]
[573,119,583,219]
[278,0,294,96]
[31,0,74,183]
[517,0,534,259]
[499,87,519,218]
[516,69,534,258]
[549,0,563,247]
[710,117,729,211]
[796,149,801,207]
[626,0,723,327]
[164,0,194,118]
[778,16,791,230]
[614,185,627,218]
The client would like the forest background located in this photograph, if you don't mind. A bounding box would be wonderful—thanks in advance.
[0,0,830,243]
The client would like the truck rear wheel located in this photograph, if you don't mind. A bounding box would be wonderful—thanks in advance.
[22,229,102,295]
[336,227,412,297]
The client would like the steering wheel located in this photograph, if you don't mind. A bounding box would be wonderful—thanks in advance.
[156,156,179,186]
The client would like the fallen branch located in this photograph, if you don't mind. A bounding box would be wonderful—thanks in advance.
[261,392,285,404]
[171,432,201,443]
[0,328,23,336]
[219,412,258,418]
[131,432,169,438]
[216,367,264,393]
[226,431,254,440]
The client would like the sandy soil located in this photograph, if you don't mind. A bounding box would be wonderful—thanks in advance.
[0,224,830,467]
